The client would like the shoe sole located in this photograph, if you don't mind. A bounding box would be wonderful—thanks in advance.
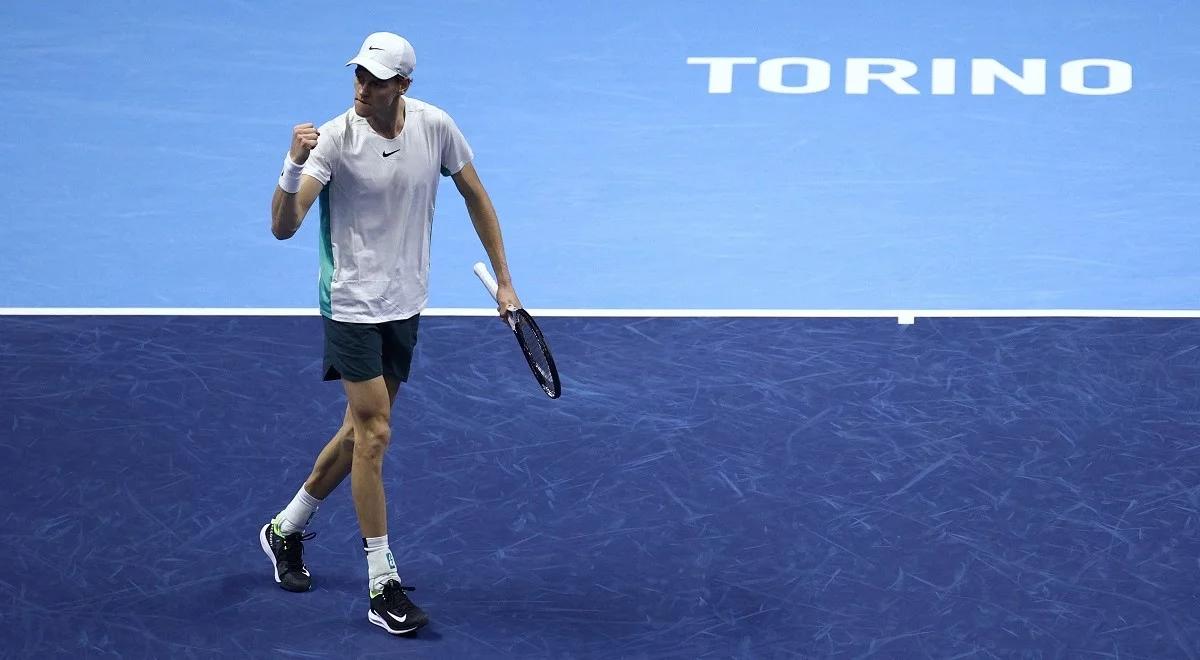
[368,609,427,635]
[259,523,310,593]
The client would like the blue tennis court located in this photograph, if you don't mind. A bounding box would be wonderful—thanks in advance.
[2,0,1198,657]
[3,315,1198,657]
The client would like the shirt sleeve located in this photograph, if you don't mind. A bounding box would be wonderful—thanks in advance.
[301,119,338,185]
[438,111,474,177]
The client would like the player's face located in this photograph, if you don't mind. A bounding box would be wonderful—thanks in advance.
[353,66,407,116]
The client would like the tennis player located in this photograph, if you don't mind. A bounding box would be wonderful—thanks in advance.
[262,31,520,635]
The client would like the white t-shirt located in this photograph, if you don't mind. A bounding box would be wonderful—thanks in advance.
[302,98,473,322]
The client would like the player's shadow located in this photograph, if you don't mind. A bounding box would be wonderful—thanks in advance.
[219,571,445,642]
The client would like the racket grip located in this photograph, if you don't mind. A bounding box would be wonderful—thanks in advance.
[473,261,499,302]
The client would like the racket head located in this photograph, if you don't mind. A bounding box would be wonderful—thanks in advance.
[509,308,561,399]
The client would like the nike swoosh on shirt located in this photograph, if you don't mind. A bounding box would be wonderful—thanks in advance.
[383,149,400,157]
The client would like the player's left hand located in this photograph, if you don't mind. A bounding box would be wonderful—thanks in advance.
[495,284,522,323]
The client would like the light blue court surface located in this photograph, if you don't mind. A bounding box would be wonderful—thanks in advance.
[1,1,1197,310]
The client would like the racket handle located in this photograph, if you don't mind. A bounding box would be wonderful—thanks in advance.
[473,261,499,302]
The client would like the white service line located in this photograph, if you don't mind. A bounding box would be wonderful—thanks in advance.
[1,308,1198,321]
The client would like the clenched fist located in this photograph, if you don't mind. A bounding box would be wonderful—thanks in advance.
[289,123,320,164]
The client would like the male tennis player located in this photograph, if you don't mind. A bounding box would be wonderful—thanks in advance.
[262,31,520,636]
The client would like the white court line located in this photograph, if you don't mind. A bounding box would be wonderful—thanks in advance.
[1,308,1198,323]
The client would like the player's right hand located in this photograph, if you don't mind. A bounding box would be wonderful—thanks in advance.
[289,123,319,164]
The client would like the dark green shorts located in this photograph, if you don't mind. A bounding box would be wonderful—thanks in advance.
[322,314,420,383]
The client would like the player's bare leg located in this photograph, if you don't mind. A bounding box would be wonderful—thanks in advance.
[344,375,429,634]
[260,378,401,592]
[305,377,401,499]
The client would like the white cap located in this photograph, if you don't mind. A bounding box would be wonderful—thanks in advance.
[346,32,415,80]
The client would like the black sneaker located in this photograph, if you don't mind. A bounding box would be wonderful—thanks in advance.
[259,520,314,592]
[368,580,429,634]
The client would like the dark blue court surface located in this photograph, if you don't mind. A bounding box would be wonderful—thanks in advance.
[1,315,1198,658]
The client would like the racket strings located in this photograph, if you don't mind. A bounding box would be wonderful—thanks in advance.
[517,320,553,381]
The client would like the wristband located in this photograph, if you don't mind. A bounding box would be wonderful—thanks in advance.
[278,154,304,194]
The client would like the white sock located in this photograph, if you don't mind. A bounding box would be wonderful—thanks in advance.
[364,535,400,594]
[276,487,322,535]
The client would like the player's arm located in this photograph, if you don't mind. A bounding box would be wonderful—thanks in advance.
[270,123,325,240]
[452,163,522,313]
[271,177,322,240]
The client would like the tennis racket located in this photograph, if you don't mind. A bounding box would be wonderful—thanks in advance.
[473,262,561,399]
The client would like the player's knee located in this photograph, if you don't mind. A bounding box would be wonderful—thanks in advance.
[355,436,390,463]
[353,418,391,461]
